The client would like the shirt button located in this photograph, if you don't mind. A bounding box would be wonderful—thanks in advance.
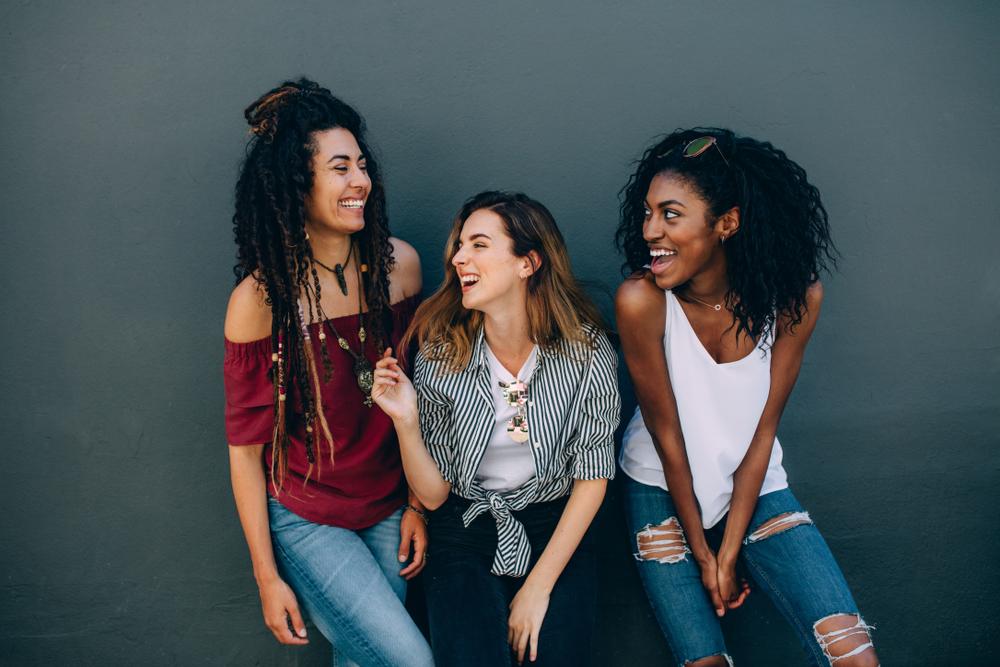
[533,442,541,449]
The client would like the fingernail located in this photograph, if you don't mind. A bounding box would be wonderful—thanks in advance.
[399,554,406,562]
[298,628,307,637]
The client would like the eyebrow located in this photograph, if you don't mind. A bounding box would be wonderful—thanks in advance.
[645,199,687,209]
[325,154,366,163]
[467,233,492,241]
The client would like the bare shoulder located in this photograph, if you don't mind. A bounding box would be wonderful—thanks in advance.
[777,279,824,341]
[615,272,666,326]
[389,237,423,301]
[225,274,272,343]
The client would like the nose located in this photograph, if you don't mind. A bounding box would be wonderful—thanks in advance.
[349,164,371,191]
[643,215,663,242]
[452,246,468,267]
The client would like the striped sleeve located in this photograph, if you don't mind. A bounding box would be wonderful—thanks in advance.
[566,333,620,480]
[413,353,457,484]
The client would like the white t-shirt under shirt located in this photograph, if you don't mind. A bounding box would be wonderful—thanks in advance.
[476,343,539,493]
[619,290,788,528]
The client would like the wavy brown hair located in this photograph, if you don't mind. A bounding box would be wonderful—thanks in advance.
[403,191,611,374]
[232,78,395,493]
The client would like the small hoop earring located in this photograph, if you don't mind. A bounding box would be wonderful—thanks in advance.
[720,235,726,245]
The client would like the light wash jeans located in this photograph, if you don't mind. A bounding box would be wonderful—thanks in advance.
[622,477,874,667]
[268,496,434,667]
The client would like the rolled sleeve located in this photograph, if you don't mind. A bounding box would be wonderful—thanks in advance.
[567,335,620,480]
[414,353,457,484]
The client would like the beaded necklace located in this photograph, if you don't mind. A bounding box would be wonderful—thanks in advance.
[314,247,374,406]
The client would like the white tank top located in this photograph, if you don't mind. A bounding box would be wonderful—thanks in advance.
[619,290,788,528]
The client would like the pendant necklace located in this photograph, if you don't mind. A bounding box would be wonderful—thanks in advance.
[312,242,352,296]
[683,292,723,311]
[315,245,375,406]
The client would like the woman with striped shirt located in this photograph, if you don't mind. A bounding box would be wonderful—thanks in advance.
[372,191,620,667]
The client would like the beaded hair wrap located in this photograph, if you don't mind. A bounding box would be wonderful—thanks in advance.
[245,86,316,142]
[297,302,337,476]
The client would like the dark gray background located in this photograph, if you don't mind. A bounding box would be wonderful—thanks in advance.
[2,1,997,665]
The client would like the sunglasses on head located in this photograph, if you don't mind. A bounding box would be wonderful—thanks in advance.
[657,136,731,169]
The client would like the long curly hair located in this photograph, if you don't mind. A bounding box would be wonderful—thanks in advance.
[615,128,836,345]
[403,191,612,375]
[232,78,395,492]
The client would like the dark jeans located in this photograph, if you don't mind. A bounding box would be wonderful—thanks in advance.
[423,493,596,667]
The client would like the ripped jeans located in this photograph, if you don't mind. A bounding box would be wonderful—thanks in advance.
[622,476,875,667]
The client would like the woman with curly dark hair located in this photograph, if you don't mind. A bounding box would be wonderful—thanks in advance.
[223,79,433,667]
[615,129,879,667]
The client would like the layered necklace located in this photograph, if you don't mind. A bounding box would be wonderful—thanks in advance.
[312,245,375,407]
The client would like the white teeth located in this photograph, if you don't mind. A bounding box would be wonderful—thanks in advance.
[649,249,677,257]
[460,275,480,285]
[340,199,364,209]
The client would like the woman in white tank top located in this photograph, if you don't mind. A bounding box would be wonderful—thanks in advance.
[614,130,879,667]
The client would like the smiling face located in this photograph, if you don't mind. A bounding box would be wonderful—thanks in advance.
[451,209,533,314]
[303,127,371,237]
[644,172,732,291]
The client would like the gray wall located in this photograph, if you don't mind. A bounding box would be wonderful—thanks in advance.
[2,1,997,665]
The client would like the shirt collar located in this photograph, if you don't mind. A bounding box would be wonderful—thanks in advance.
[471,326,556,372]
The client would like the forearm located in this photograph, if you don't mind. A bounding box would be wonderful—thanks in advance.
[717,430,775,565]
[652,434,713,565]
[394,418,451,510]
[524,478,607,593]
[229,444,281,585]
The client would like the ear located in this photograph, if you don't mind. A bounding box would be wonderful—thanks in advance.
[522,250,542,277]
[717,207,740,241]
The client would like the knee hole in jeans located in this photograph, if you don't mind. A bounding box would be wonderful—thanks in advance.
[813,613,879,666]
[635,516,690,563]
[744,511,812,544]
[684,653,733,667]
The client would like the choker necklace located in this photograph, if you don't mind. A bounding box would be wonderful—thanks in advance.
[313,243,352,296]
[316,252,374,406]
[683,293,723,311]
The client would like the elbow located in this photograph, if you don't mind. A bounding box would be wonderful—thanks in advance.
[414,481,451,511]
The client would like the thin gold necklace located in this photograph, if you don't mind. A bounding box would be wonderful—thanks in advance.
[683,293,723,311]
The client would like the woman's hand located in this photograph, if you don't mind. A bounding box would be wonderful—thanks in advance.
[372,348,418,425]
[716,553,751,612]
[258,574,309,645]
[508,581,551,664]
[397,504,428,580]
[696,549,750,617]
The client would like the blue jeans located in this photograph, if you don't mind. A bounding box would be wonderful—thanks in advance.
[268,497,434,667]
[622,476,871,667]
[423,495,596,667]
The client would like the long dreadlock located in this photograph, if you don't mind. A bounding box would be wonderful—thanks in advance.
[232,78,396,494]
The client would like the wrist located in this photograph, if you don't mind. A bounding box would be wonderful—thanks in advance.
[716,547,739,570]
[396,410,420,430]
[254,565,282,587]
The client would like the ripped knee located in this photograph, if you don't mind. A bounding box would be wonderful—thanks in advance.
[744,511,812,544]
[636,517,690,563]
[684,654,733,667]
[814,613,878,666]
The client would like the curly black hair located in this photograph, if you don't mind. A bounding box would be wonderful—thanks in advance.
[232,78,395,490]
[615,127,837,345]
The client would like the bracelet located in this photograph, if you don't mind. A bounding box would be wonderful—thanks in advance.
[404,504,428,523]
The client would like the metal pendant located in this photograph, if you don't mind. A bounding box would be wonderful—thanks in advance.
[354,355,374,407]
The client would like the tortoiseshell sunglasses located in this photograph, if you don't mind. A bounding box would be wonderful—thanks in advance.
[658,136,731,169]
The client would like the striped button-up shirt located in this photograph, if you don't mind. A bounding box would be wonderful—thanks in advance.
[414,326,620,577]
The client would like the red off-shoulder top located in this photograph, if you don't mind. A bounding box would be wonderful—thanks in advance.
[224,293,421,530]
